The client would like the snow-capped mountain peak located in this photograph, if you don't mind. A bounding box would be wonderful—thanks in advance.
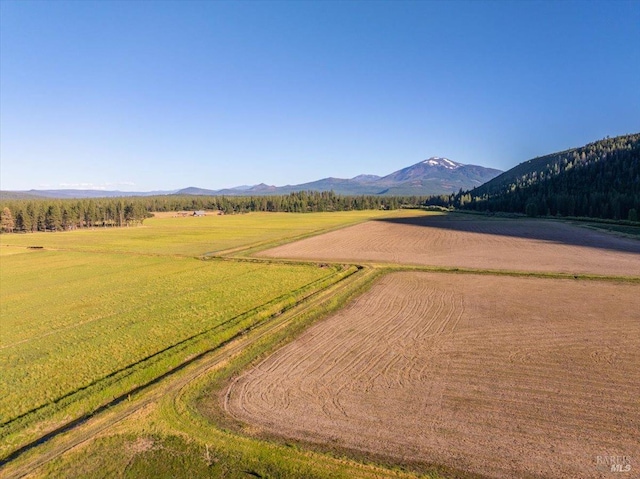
[422,157,461,169]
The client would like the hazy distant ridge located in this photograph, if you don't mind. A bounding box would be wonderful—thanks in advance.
[4,158,501,199]
[0,189,178,200]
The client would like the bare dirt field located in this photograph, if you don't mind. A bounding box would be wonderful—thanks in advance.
[257,215,640,276]
[225,272,640,479]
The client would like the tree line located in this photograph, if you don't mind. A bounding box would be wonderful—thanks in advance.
[424,133,640,221]
[0,198,150,233]
[0,191,428,233]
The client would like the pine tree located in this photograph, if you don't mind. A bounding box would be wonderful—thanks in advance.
[45,204,62,231]
[1,207,15,233]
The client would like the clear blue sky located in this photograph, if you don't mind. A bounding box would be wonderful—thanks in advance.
[1,0,638,192]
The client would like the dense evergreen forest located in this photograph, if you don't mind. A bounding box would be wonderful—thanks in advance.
[0,191,426,233]
[426,133,640,221]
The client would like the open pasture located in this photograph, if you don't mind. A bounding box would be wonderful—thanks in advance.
[258,214,640,276]
[0,210,393,257]
[0,250,335,427]
[1,211,377,460]
[225,272,640,479]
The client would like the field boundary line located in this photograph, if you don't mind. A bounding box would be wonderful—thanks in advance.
[209,256,640,283]
[0,264,370,479]
[164,265,467,479]
[163,265,414,478]
[380,264,640,283]
[0,265,355,464]
[205,211,433,259]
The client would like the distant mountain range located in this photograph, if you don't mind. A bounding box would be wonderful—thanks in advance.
[177,158,501,197]
[2,158,502,199]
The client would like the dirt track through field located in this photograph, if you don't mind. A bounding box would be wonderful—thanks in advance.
[258,215,640,276]
[225,272,640,479]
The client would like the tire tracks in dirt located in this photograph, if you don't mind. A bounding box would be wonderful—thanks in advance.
[225,272,640,479]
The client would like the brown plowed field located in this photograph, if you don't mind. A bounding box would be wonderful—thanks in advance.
[225,272,640,479]
[258,215,640,276]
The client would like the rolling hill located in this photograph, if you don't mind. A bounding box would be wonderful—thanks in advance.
[459,133,640,220]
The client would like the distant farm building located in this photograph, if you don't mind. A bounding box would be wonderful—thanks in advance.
[193,210,206,217]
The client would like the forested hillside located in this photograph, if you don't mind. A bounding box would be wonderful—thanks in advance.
[446,133,640,220]
[0,191,424,233]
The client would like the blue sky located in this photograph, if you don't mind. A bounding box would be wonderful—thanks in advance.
[1,0,638,192]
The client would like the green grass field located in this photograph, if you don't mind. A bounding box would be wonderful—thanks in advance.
[0,210,444,479]
[0,210,391,256]
[1,251,335,423]
[0,212,395,457]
